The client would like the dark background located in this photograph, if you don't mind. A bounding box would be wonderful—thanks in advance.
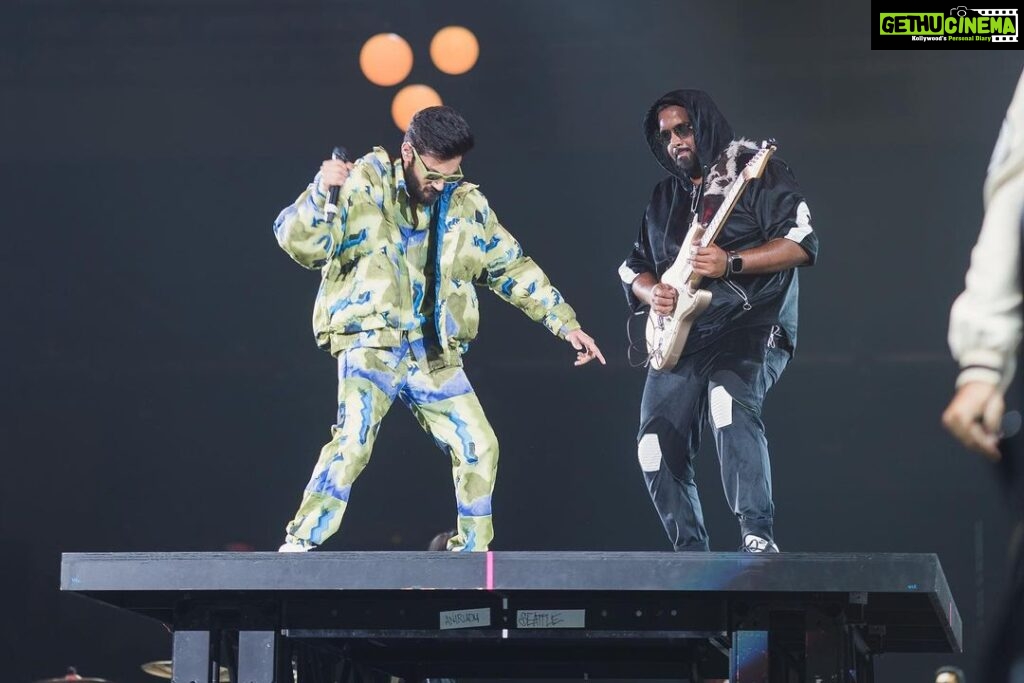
[1,0,1021,680]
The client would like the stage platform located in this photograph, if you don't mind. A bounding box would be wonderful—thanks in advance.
[60,551,962,682]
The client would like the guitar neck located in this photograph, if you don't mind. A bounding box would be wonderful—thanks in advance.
[683,173,754,289]
[663,141,776,292]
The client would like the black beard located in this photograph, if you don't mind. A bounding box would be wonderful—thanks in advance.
[404,160,439,206]
[673,153,702,180]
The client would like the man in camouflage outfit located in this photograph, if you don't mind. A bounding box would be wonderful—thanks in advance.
[273,106,605,552]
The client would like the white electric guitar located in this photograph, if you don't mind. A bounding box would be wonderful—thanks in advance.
[645,140,777,370]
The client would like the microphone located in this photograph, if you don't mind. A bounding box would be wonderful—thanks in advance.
[1002,410,1022,440]
[325,146,349,223]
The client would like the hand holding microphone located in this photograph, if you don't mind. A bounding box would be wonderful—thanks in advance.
[320,146,352,223]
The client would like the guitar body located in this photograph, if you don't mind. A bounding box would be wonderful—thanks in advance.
[645,223,714,370]
[642,140,778,371]
[645,289,712,371]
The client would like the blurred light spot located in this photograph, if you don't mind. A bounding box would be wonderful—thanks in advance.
[360,33,413,86]
[430,26,479,75]
[224,541,254,552]
[391,84,443,131]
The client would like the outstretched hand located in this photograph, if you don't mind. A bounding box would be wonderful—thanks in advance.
[566,329,606,367]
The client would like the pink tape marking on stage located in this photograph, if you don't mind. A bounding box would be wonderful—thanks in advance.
[486,551,494,590]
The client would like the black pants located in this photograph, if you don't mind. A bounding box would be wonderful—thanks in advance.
[637,326,790,551]
[982,429,1024,681]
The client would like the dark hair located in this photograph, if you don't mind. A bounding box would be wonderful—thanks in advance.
[935,665,965,683]
[656,102,688,116]
[405,106,475,160]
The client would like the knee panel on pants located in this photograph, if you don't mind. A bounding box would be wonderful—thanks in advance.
[709,385,734,429]
[638,433,663,473]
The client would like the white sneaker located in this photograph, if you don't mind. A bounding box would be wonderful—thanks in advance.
[742,534,780,553]
[277,541,311,553]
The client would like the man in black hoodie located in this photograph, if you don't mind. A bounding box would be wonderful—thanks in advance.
[619,90,819,552]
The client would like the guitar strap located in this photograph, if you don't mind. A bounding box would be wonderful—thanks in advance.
[699,138,761,229]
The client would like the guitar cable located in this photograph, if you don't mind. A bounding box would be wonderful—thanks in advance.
[626,309,653,368]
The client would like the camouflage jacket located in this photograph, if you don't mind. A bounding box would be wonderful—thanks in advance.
[273,147,580,366]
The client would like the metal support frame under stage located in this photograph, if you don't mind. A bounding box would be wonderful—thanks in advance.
[60,551,962,682]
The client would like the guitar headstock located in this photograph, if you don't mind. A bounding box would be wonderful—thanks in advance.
[742,139,778,181]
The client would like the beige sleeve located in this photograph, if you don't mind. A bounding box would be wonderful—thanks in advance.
[949,69,1024,390]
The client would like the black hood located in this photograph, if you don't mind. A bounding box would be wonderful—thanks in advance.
[644,89,734,190]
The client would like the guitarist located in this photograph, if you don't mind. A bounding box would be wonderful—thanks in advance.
[618,90,819,552]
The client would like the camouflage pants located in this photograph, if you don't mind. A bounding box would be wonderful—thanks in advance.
[284,339,498,551]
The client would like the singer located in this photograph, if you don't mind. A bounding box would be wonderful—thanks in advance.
[272,106,605,552]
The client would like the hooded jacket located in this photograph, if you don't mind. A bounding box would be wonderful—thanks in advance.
[620,89,819,355]
[275,147,580,367]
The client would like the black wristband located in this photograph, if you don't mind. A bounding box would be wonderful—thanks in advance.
[725,251,743,279]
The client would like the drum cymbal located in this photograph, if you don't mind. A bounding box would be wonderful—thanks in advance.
[35,677,111,683]
[141,661,230,682]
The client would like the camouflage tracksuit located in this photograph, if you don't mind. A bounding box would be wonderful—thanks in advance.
[273,147,580,550]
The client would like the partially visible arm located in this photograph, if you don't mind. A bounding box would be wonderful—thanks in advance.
[948,70,1024,391]
[732,237,810,274]
[272,158,359,270]
[272,171,345,270]
[621,206,678,312]
[948,170,1024,390]
[478,202,605,365]
[690,237,809,279]
[630,272,658,306]
[944,69,1024,459]
[481,204,580,339]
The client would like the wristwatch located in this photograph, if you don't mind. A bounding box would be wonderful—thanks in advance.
[726,251,744,278]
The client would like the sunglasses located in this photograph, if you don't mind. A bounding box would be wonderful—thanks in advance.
[411,147,464,184]
[657,122,696,142]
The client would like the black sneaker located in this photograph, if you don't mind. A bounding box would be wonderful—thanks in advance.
[741,534,779,553]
